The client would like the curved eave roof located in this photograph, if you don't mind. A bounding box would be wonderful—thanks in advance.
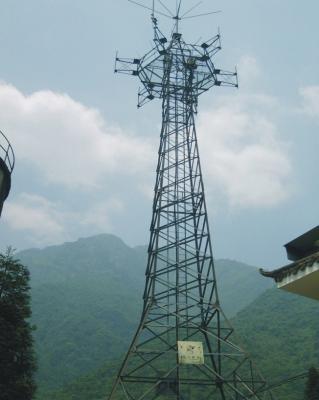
[259,251,319,282]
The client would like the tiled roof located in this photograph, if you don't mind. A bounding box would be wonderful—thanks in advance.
[259,251,319,282]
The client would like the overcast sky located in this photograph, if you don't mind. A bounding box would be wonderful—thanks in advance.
[0,0,318,268]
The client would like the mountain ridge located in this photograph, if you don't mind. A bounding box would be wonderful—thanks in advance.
[15,233,273,392]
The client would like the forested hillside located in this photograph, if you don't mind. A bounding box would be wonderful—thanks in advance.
[234,288,319,399]
[21,234,144,389]
[41,288,319,400]
[17,234,272,395]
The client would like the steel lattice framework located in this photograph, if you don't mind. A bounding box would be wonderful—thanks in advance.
[109,6,274,400]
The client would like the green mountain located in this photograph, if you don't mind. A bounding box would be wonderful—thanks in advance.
[41,288,319,400]
[16,234,272,394]
[233,288,319,399]
[21,234,144,389]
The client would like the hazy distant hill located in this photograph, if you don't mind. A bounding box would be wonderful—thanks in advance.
[17,234,272,392]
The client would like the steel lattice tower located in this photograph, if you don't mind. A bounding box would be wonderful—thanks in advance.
[109,3,274,399]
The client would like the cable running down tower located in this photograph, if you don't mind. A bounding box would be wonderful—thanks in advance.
[110,2,274,399]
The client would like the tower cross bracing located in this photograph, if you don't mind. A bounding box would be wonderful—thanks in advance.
[109,4,274,399]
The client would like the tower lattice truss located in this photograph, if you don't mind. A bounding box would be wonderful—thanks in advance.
[110,13,274,400]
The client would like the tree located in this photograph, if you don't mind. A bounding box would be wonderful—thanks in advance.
[305,367,319,400]
[0,248,37,400]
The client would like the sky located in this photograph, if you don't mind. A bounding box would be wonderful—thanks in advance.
[0,0,318,268]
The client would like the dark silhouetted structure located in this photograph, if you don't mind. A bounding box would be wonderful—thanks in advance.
[261,226,319,301]
[110,2,274,399]
[0,130,14,216]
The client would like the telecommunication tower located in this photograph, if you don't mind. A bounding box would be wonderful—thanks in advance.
[110,1,274,399]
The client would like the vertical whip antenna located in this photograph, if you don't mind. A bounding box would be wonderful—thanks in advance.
[127,0,221,34]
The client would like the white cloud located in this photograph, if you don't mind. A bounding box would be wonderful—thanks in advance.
[237,55,261,89]
[3,192,125,246]
[0,82,154,189]
[299,86,319,117]
[198,93,292,208]
[0,79,293,247]
[80,199,124,231]
[0,81,291,212]
[3,193,65,245]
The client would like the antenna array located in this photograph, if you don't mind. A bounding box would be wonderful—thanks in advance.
[109,2,275,399]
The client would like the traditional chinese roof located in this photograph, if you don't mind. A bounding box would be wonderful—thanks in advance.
[284,225,319,261]
[260,251,319,300]
[260,251,319,282]
[259,226,319,300]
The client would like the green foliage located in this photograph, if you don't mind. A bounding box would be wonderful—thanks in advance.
[0,248,37,400]
[233,288,319,400]
[17,234,271,393]
[305,367,319,400]
[17,232,318,400]
[23,234,144,389]
[40,287,319,400]
[36,360,119,400]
